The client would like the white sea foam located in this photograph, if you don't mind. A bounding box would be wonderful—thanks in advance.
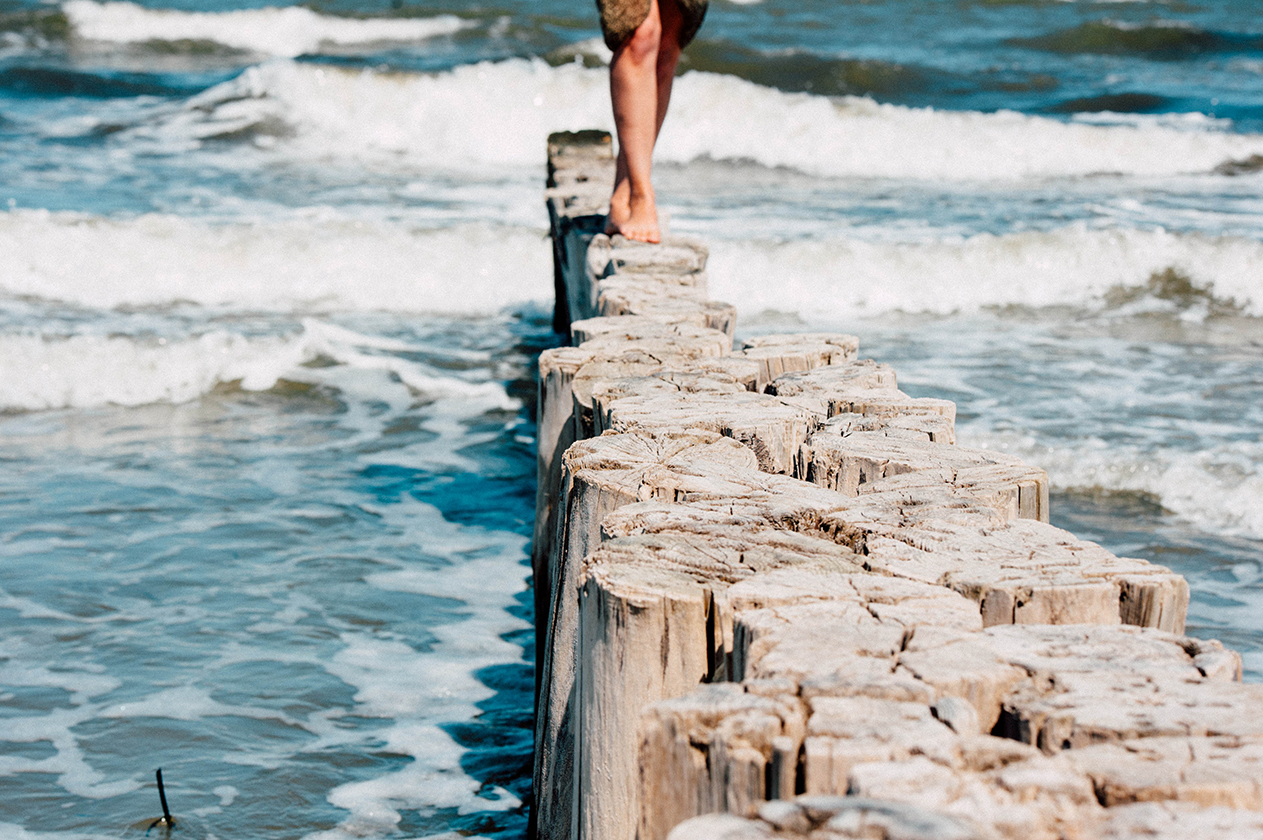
[663,74,1263,179]
[706,224,1263,319]
[0,706,141,799]
[0,330,302,411]
[0,210,551,312]
[62,1,468,58]
[0,30,32,57]
[155,58,1263,178]
[99,685,303,724]
[552,36,613,65]
[0,497,531,821]
[0,588,93,622]
[305,499,529,839]
[3,210,1259,412]
[965,429,1263,543]
[151,58,613,167]
[0,662,120,703]
[871,318,1263,544]
[0,317,518,412]
[0,824,114,840]
[309,726,518,839]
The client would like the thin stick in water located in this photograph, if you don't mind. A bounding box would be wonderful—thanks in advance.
[156,768,173,827]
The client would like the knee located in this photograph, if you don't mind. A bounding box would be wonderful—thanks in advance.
[622,10,662,64]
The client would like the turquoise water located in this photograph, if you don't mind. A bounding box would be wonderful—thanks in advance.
[1,314,550,838]
[1,0,1262,837]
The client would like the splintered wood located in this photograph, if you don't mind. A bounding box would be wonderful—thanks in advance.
[534,132,1257,840]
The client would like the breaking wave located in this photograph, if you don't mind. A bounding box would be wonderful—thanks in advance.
[706,224,1263,318]
[133,58,1263,179]
[0,210,551,312]
[62,0,469,59]
[0,319,518,412]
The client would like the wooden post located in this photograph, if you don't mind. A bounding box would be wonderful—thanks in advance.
[531,133,1256,840]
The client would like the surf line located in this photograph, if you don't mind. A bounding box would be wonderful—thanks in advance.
[528,130,1263,840]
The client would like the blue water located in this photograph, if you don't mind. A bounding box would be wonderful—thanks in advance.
[1,0,1262,837]
[0,313,550,839]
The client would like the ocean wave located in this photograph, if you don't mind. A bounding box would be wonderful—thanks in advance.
[0,319,518,412]
[663,71,1263,179]
[0,8,68,54]
[679,40,932,98]
[138,58,612,166]
[3,205,1258,327]
[0,210,551,311]
[62,1,469,59]
[1011,19,1263,61]
[965,428,1263,542]
[0,65,192,97]
[1045,91,1169,114]
[0,329,299,411]
[146,58,1263,179]
[706,224,1263,318]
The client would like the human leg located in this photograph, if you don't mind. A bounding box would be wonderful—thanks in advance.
[654,0,684,134]
[607,0,685,243]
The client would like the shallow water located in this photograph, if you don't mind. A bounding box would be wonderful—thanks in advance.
[1,0,1261,837]
[0,312,552,839]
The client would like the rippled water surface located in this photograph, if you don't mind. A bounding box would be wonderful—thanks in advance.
[2,0,1262,836]
[1,313,552,839]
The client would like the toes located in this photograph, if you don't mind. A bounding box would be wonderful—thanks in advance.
[623,226,660,244]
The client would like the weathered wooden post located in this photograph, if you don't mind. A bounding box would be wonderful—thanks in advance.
[531,133,1258,840]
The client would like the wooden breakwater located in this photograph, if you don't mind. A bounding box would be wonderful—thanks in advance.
[532,131,1263,840]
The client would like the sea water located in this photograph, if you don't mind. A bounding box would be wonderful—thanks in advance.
[0,0,1261,837]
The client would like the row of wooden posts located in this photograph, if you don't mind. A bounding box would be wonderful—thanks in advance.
[530,131,1263,840]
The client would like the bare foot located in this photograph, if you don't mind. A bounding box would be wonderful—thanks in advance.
[609,187,660,243]
[605,178,631,235]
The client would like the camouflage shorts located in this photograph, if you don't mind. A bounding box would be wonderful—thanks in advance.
[596,0,708,52]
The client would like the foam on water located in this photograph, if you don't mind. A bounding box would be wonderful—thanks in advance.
[0,375,534,835]
[0,704,143,799]
[0,330,304,411]
[968,430,1263,542]
[0,828,112,840]
[3,209,1259,417]
[0,317,520,412]
[99,685,310,723]
[3,3,1261,833]
[143,58,612,167]
[153,59,1263,178]
[662,74,1263,180]
[847,314,1263,542]
[5,195,1246,337]
[0,210,551,312]
[62,1,469,58]
[306,529,530,839]
[0,660,120,702]
[706,224,1263,319]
